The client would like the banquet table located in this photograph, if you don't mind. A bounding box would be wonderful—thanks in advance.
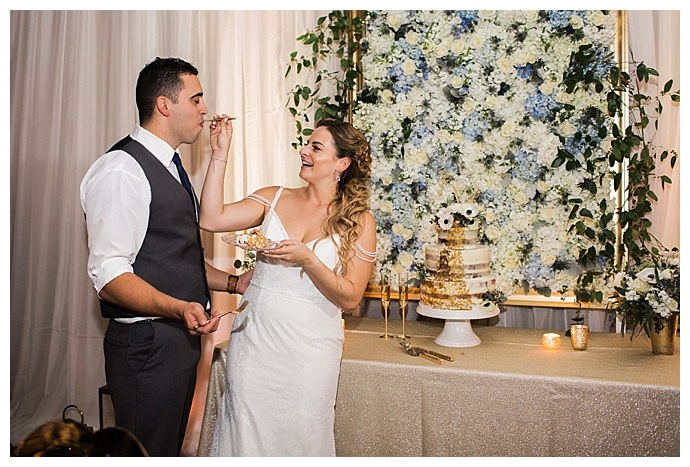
[197,317,679,457]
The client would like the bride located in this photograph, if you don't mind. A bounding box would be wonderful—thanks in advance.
[199,116,376,456]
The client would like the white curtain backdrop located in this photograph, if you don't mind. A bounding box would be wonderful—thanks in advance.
[629,11,681,251]
[8,9,680,451]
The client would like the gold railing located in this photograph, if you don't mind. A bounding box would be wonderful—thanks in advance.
[346,10,364,124]
[614,9,629,271]
[363,285,607,309]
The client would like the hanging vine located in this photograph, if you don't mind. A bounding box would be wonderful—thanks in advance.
[561,46,680,306]
[285,10,367,148]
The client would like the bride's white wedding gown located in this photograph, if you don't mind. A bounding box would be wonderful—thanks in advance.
[210,187,344,456]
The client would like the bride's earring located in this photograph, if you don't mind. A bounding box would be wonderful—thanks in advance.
[334,171,341,182]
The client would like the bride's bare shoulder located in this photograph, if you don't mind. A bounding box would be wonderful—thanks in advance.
[280,186,308,200]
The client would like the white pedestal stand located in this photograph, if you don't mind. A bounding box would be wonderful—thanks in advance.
[416,302,499,348]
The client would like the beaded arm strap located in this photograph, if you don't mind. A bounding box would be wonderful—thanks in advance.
[354,240,377,263]
[245,192,272,207]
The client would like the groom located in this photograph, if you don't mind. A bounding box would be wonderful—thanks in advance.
[80,57,247,456]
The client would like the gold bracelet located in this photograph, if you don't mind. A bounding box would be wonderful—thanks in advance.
[226,274,239,294]
[213,157,228,162]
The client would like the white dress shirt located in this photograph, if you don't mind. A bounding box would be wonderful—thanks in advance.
[80,126,182,296]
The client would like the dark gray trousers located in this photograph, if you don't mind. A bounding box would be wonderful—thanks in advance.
[104,318,200,456]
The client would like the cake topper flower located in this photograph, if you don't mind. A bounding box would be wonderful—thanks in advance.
[436,202,479,230]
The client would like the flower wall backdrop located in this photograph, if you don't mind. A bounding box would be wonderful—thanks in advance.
[354,10,617,298]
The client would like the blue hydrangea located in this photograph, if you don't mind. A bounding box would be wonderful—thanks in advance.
[563,135,586,158]
[546,10,586,29]
[409,125,432,147]
[398,40,424,60]
[462,112,489,141]
[478,190,497,203]
[516,63,534,79]
[511,148,541,182]
[567,46,616,79]
[391,232,406,250]
[524,92,561,120]
[388,63,417,95]
[523,253,556,288]
[451,10,479,35]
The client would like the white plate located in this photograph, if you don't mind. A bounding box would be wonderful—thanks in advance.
[221,233,279,252]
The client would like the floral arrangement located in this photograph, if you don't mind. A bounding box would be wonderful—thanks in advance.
[611,248,680,336]
[353,10,617,298]
[234,250,256,272]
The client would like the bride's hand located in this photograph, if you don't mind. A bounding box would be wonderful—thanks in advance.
[261,239,315,267]
[209,114,233,155]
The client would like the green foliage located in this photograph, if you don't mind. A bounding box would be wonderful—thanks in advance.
[285,10,367,148]
[563,47,680,327]
[605,59,679,264]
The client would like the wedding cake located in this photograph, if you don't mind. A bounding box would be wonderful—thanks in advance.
[420,224,497,311]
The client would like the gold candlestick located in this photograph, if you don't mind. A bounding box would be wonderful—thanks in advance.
[380,276,392,339]
[398,274,410,339]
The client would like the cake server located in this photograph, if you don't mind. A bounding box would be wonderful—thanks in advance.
[399,338,455,362]
[402,344,442,364]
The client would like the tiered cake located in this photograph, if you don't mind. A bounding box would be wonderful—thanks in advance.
[420,225,497,311]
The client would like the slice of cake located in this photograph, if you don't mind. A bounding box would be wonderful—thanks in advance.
[236,229,275,250]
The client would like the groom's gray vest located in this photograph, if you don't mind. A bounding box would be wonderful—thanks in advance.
[99,136,209,319]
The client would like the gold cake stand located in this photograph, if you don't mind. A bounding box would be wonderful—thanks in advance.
[416,302,499,348]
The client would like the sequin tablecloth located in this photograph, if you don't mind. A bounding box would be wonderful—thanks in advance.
[197,317,679,456]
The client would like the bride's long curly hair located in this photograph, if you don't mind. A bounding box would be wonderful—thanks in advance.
[317,119,372,276]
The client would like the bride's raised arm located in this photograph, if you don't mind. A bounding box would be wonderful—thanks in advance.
[199,115,264,232]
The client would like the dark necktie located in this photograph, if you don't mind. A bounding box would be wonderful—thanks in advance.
[172,152,195,203]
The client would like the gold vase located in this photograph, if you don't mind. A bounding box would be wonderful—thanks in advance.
[650,314,678,355]
[569,324,589,351]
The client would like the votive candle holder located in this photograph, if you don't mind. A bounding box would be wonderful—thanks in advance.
[569,324,589,351]
[541,333,562,350]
